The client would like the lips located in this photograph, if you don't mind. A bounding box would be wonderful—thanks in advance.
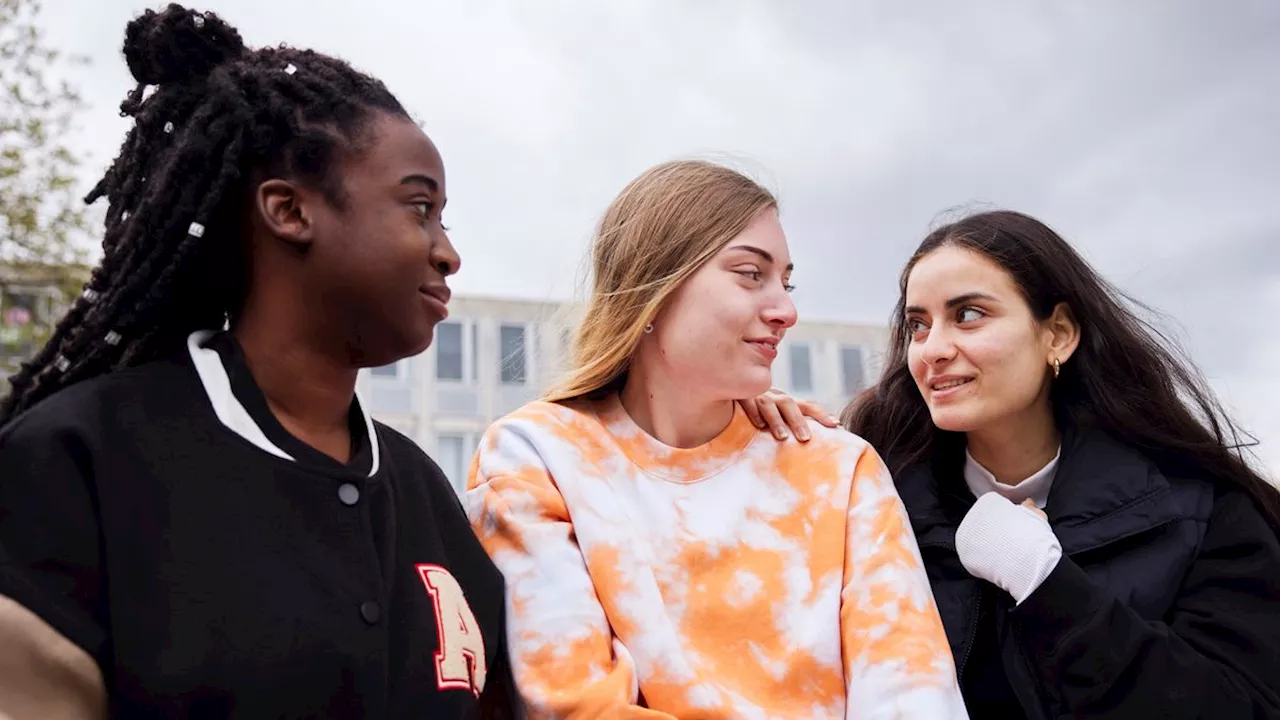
[419,284,451,306]
[746,337,780,360]
[418,284,451,319]
[925,375,976,401]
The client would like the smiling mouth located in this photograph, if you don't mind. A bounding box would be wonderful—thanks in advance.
[931,378,973,391]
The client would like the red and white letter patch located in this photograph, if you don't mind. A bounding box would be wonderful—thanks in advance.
[416,564,487,695]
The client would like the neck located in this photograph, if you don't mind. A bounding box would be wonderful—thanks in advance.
[619,360,734,449]
[966,402,1060,485]
[233,309,358,461]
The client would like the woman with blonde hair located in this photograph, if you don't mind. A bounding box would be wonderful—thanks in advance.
[465,160,967,718]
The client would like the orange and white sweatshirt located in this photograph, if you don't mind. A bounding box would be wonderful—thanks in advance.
[465,396,967,719]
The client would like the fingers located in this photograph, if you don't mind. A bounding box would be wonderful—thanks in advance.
[777,398,811,441]
[737,398,765,429]
[1020,499,1049,522]
[757,397,789,440]
[798,399,839,428]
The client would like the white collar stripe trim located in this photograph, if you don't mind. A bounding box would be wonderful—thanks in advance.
[186,330,380,477]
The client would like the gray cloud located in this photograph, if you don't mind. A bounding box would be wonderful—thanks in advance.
[44,0,1280,472]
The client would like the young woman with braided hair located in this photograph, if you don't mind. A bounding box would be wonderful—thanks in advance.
[0,5,514,718]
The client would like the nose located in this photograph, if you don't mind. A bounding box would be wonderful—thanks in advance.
[762,289,798,330]
[918,322,957,365]
[431,228,460,277]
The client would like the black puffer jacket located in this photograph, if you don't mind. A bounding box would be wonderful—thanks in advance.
[895,428,1280,719]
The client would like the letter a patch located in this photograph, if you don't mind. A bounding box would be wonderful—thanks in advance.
[416,564,487,695]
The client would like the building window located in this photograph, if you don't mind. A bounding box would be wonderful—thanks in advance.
[499,324,528,385]
[470,322,478,384]
[435,434,467,492]
[841,345,865,396]
[370,361,399,378]
[435,432,478,493]
[436,321,464,381]
[789,342,813,393]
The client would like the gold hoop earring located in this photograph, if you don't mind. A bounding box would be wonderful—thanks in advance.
[1052,357,1061,378]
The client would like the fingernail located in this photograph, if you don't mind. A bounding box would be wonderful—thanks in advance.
[775,429,788,439]
[798,430,810,441]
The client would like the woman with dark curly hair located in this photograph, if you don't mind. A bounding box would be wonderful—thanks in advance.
[0,5,514,718]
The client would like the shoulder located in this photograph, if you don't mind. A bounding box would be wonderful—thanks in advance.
[478,400,602,460]
[1,358,191,448]
[488,400,596,438]
[1205,487,1280,547]
[371,420,458,493]
[371,419,426,461]
[751,421,893,492]
[780,420,883,467]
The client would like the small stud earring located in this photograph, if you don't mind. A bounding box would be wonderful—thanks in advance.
[643,323,654,334]
[1052,357,1061,378]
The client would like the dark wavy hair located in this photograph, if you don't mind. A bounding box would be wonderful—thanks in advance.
[843,209,1280,530]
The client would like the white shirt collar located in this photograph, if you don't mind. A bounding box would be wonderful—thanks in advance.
[186,330,381,477]
[964,446,1060,509]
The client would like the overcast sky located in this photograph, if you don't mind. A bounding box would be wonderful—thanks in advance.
[44,1,1280,475]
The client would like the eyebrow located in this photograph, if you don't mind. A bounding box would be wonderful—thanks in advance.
[399,174,439,192]
[904,292,998,315]
[727,244,795,272]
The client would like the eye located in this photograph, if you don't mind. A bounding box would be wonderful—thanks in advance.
[736,269,763,282]
[957,306,986,323]
[905,317,929,337]
[412,200,434,217]
[783,282,796,293]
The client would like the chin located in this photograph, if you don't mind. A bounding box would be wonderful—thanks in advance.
[375,325,433,366]
[726,368,773,400]
[927,404,986,433]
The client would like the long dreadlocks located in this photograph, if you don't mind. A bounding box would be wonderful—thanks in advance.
[0,3,409,423]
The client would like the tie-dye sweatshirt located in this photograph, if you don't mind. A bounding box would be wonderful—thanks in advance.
[465,396,967,719]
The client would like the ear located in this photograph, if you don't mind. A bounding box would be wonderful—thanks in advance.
[254,179,315,251]
[1044,301,1081,365]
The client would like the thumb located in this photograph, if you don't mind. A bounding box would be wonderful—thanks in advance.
[1021,498,1048,522]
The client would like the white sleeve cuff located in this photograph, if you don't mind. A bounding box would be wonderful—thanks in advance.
[955,493,1063,604]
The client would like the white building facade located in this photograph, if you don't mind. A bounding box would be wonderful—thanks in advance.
[357,295,890,491]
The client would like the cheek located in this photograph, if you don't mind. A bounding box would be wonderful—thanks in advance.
[957,327,1023,372]
[906,343,927,384]
[661,310,727,361]
[666,281,744,343]
[655,297,754,376]
[1005,350,1051,402]
[965,332,1046,402]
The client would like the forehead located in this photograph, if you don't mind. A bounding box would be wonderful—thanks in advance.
[345,113,445,191]
[906,245,1018,306]
[716,208,790,263]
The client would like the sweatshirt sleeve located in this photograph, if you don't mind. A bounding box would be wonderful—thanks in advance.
[464,420,674,720]
[838,446,969,720]
[0,410,109,719]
